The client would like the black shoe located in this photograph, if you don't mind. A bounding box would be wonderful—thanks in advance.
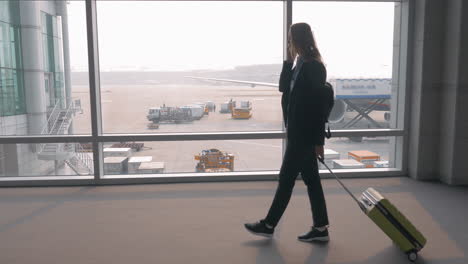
[244,220,274,238]
[298,227,329,242]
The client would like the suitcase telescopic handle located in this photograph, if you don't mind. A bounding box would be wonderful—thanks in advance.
[318,157,367,212]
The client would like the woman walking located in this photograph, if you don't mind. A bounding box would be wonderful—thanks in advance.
[244,22,330,242]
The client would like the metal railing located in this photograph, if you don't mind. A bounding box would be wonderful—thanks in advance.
[34,98,92,174]
[40,99,62,135]
[62,143,93,175]
[74,143,94,174]
[37,98,79,155]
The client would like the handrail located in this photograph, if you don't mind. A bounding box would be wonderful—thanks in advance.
[40,97,79,135]
[40,99,61,135]
[55,100,74,135]
[75,143,94,173]
[37,99,76,154]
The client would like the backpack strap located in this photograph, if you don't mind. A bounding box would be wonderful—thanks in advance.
[326,122,332,139]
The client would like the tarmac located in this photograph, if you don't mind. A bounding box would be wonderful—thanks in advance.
[71,83,392,174]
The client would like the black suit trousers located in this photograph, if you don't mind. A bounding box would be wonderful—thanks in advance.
[265,141,329,228]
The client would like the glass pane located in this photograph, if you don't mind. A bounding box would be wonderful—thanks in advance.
[0,1,7,22]
[102,139,282,175]
[0,22,10,68]
[41,12,47,34]
[10,27,16,68]
[0,145,4,175]
[13,70,25,114]
[0,1,91,136]
[0,143,93,177]
[320,136,397,170]
[97,1,283,134]
[294,2,397,130]
[0,1,19,26]
[0,69,21,117]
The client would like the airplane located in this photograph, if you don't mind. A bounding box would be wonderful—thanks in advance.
[186,76,392,130]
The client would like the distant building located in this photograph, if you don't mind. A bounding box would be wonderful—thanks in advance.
[0,1,84,176]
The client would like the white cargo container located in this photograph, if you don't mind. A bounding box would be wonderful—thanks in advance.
[193,102,206,108]
[220,102,231,113]
[374,160,389,168]
[128,156,153,173]
[104,156,128,174]
[184,105,204,120]
[103,147,132,158]
[147,107,160,122]
[205,101,215,111]
[319,149,340,169]
[239,101,251,109]
[138,162,165,174]
[333,159,366,169]
[193,102,208,115]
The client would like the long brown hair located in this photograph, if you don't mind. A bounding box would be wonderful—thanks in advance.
[289,23,323,63]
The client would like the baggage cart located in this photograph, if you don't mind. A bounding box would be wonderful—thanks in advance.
[333,159,365,169]
[348,150,381,168]
[318,148,340,169]
[138,162,165,174]
[128,156,153,173]
[104,156,129,174]
[103,147,133,158]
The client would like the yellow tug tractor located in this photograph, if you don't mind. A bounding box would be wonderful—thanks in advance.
[231,100,252,119]
[194,149,234,172]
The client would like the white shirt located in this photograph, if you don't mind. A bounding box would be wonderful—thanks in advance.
[290,56,305,94]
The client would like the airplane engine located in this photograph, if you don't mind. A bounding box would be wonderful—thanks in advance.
[329,99,346,123]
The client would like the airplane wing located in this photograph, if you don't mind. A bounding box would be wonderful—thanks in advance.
[185,76,278,88]
[186,76,392,100]
[186,76,392,125]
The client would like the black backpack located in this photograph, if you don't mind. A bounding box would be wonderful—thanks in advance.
[322,82,335,139]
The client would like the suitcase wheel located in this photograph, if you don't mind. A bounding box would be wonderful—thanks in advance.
[407,251,418,262]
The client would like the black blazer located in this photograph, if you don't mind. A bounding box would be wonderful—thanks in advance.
[279,59,327,146]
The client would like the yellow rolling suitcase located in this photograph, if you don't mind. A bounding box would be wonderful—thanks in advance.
[319,158,427,262]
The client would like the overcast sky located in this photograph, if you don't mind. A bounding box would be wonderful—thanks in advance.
[67,1,395,78]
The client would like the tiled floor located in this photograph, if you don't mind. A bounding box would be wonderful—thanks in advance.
[0,177,466,264]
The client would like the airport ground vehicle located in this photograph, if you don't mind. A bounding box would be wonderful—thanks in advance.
[232,108,252,119]
[111,142,145,152]
[147,123,160,129]
[232,100,252,119]
[147,106,193,123]
[348,150,381,168]
[194,148,234,172]
[182,105,205,120]
[193,102,210,115]
[205,101,216,112]
[189,76,391,142]
[189,77,391,127]
[220,99,235,113]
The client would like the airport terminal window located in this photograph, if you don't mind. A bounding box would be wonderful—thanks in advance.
[0,0,19,25]
[101,139,282,175]
[0,143,94,177]
[96,1,283,134]
[0,145,4,176]
[0,21,25,117]
[1,0,407,183]
[318,136,397,170]
[0,1,6,22]
[0,69,24,116]
[100,136,397,177]
[1,0,91,138]
[42,12,65,106]
[294,2,398,131]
